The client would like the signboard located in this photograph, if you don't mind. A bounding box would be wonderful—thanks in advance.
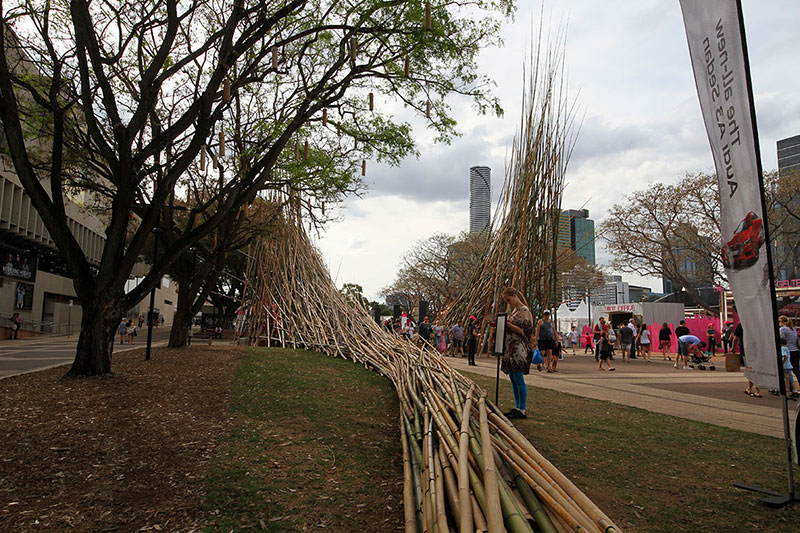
[1,246,37,282]
[603,304,637,313]
[680,0,781,389]
[14,282,34,311]
[493,313,507,355]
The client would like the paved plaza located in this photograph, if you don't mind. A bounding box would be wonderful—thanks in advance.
[449,350,792,438]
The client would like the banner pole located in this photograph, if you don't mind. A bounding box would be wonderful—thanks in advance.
[734,0,796,503]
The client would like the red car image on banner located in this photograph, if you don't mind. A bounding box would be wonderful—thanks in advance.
[721,211,765,270]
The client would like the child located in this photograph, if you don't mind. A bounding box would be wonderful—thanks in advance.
[583,332,593,354]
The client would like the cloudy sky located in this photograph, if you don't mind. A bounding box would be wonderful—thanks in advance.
[315,0,800,301]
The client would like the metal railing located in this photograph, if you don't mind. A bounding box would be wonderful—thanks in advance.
[1,313,79,337]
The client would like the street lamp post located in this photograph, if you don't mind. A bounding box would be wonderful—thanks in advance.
[145,227,160,361]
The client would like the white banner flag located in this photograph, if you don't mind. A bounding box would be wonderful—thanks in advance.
[679,0,780,389]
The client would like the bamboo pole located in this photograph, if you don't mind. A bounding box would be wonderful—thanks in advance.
[479,398,502,532]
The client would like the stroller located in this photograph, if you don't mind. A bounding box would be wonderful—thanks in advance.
[689,351,716,371]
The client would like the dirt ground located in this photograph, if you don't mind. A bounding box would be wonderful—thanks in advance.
[0,345,239,532]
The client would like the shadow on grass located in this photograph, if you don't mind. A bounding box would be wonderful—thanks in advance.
[204,347,403,532]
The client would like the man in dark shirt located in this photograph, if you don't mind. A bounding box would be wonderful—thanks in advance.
[419,316,433,347]
[618,320,634,363]
[674,320,690,338]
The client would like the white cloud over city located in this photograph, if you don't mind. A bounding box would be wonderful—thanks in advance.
[315,0,800,301]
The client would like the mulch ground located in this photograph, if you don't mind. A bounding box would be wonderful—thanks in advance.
[0,345,239,532]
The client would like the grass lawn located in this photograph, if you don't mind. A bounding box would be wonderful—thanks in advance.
[465,371,799,533]
[204,347,404,532]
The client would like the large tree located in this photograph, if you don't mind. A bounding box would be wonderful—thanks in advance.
[380,231,488,318]
[600,171,800,315]
[0,0,512,375]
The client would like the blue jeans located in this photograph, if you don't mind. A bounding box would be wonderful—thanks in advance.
[508,371,527,411]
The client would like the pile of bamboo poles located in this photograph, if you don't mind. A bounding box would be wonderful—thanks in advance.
[236,207,620,532]
[437,31,578,352]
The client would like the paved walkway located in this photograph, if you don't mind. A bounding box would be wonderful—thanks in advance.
[448,351,793,438]
[0,327,175,379]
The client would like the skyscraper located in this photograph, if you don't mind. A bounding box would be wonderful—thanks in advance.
[558,209,596,264]
[775,134,800,279]
[469,166,491,233]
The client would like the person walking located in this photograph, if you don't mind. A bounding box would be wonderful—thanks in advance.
[593,318,608,362]
[8,312,20,339]
[732,322,760,397]
[583,331,593,354]
[450,322,464,356]
[722,321,734,354]
[118,319,128,345]
[628,319,638,359]
[597,330,615,371]
[568,325,579,355]
[780,316,800,387]
[127,319,136,344]
[535,309,558,373]
[618,319,633,363]
[497,288,534,419]
[638,324,651,362]
[433,322,444,352]
[659,323,672,360]
[466,315,479,366]
[706,323,717,356]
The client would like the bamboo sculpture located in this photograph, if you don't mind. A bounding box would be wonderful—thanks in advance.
[236,205,620,533]
[234,31,614,533]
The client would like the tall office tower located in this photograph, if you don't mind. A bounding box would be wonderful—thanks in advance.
[776,135,800,279]
[559,209,596,264]
[469,166,491,233]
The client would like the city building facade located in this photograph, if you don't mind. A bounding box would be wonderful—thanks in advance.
[775,134,800,280]
[558,209,595,264]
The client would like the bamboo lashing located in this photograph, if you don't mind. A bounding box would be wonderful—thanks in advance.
[235,32,619,533]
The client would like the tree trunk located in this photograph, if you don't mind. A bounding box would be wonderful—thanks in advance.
[168,276,196,348]
[66,300,122,377]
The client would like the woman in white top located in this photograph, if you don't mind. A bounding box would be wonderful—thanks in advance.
[638,324,652,362]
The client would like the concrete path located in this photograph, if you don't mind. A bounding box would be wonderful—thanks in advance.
[447,351,794,438]
[0,327,175,379]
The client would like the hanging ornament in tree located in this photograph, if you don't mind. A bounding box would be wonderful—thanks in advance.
[362,160,366,176]
[426,100,431,118]
[212,154,218,169]
[322,108,328,126]
[354,138,358,150]
[219,130,226,156]
[337,123,341,137]
[349,37,358,65]
[304,140,309,160]
[425,1,432,31]
[294,141,299,161]
[200,145,207,171]
[369,92,374,111]
[223,77,231,102]
[272,46,279,69]
[404,56,410,78]
[322,202,326,215]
